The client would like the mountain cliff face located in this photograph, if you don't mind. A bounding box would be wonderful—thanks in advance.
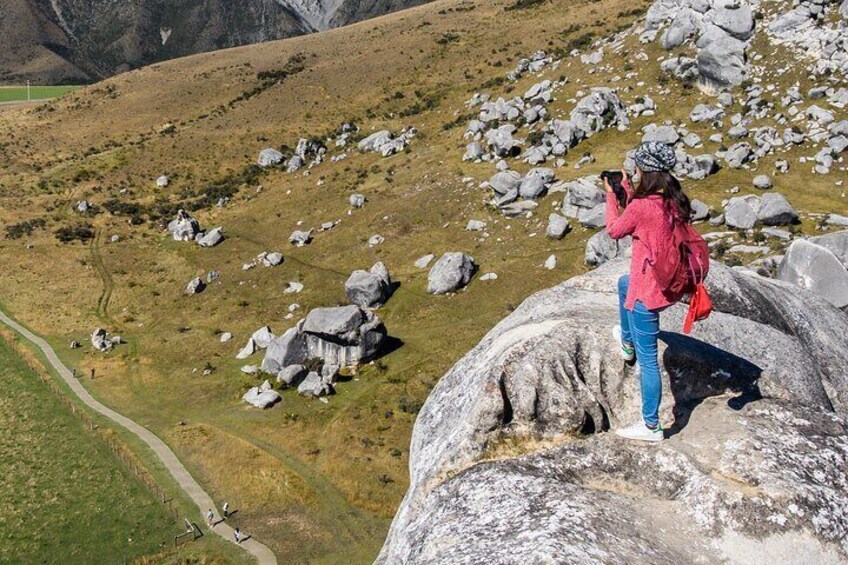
[0,0,430,84]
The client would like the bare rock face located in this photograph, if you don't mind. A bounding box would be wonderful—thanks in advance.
[378,260,848,564]
[778,239,848,309]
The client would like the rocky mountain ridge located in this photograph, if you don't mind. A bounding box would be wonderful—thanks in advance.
[0,0,430,84]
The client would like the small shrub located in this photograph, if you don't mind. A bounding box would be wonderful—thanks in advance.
[5,218,47,239]
[567,32,595,51]
[505,0,546,10]
[436,32,460,45]
[54,224,94,243]
[398,396,424,414]
[479,76,506,90]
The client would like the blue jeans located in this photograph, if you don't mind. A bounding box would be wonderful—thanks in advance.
[617,275,662,428]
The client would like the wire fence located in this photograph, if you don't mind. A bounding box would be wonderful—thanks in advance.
[32,367,182,523]
[0,329,207,561]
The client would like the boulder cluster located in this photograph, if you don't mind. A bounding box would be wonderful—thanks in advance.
[256,122,417,174]
[236,260,398,406]
[465,87,629,167]
[646,0,848,88]
[645,0,756,89]
[357,128,418,157]
[167,209,224,248]
[241,251,283,271]
[233,304,386,407]
[768,0,848,77]
[506,50,555,81]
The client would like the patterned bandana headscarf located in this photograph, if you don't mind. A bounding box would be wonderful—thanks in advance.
[634,141,677,173]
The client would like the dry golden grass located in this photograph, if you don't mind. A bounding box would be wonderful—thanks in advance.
[0,0,845,560]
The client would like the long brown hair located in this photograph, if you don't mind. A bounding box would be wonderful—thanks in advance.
[632,171,693,220]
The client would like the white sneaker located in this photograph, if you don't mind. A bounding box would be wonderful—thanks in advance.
[614,421,663,442]
[612,325,635,362]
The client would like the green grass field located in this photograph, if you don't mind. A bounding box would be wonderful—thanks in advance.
[0,86,79,103]
[0,335,180,563]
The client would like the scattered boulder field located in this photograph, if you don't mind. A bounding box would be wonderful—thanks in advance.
[373,1,848,561]
[32,0,848,562]
[75,0,848,426]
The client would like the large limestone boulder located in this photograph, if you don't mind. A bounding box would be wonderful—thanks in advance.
[545,214,570,240]
[90,328,113,352]
[185,277,205,295]
[697,33,748,89]
[297,371,332,397]
[660,7,700,49]
[251,326,275,349]
[584,230,632,266]
[277,364,307,387]
[756,193,798,226]
[260,328,305,374]
[777,239,848,309]
[197,227,224,248]
[167,210,200,241]
[724,195,759,229]
[260,306,386,373]
[427,253,477,295]
[378,260,848,564]
[301,306,386,367]
[257,148,284,167]
[488,171,522,195]
[242,382,281,408]
[811,230,848,266]
[345,263,392,308]
[709,4,754,40]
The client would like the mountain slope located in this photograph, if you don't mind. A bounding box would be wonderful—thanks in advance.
[0,0,432,84]
[0,0,847,561]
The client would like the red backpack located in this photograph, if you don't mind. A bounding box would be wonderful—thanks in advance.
[649,201,712,334]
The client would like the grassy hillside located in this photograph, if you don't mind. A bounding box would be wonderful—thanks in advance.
[0,0,845,561]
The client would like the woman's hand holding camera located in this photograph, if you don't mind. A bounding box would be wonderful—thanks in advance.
[603,169,630,194]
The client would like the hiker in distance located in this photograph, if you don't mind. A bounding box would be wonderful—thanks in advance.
[604,141,710,443]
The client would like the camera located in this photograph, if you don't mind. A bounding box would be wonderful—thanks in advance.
[600,170,628,207]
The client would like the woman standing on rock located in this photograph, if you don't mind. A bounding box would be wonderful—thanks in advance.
[604,141,693,443]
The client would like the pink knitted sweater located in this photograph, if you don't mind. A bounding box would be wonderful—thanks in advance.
[605,183,676,311]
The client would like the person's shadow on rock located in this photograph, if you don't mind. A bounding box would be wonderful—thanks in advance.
[659,331,762,438]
